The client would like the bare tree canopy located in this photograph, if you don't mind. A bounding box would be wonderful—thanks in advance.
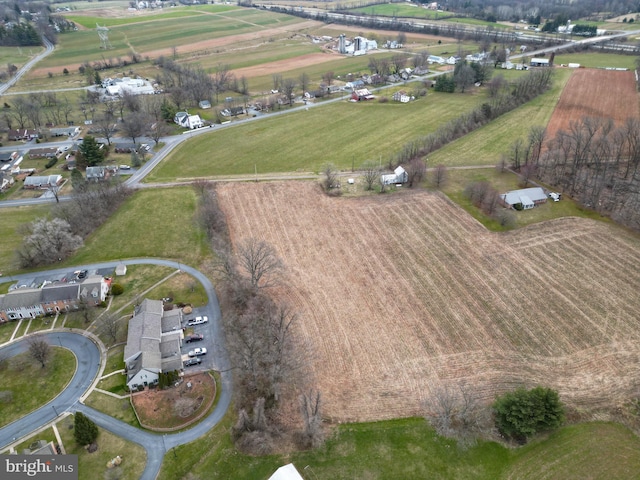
[299,390,324,449]
[361,160,380,191]
[17,218,83,268]
[28,336,51,368]
[237,238,283,289]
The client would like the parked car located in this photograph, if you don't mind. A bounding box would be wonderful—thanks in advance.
[184,357,201,367]
[188,347,207,357]
[185,333,204,343]
[187,316,208,326]
[119,164,131,170]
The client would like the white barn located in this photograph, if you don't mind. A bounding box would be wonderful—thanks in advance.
[381,166,408,185]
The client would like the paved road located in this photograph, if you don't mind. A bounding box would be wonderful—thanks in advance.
[0,258,231,480]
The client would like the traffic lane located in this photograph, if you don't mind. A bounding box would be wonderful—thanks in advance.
[0,332,101,449]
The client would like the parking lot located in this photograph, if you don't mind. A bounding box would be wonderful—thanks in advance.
[180,309,215,371]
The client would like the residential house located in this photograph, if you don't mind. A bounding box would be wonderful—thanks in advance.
[500,187,547,210]
[221,106,246,117]
[351,88,375,101]
[8,129,39,141]
[0,276,109,323]
[27,147,59,158]
[49,126,80,137]
[392,90,411,103]
[345,79,365,90]
[381,166,408,185]
[174,111,204,129]
[105,77,155,96]
[124,299,184,390]
[86,166,107,181]
[0,172,15,191]
[23,174,62,189]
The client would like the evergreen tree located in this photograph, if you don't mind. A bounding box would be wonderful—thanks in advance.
[493,386,564,441]
[74,412,99,445]
[76,136,105,168]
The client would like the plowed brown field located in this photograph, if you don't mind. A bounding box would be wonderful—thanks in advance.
[218,182,640,422]
[546,68,640,137]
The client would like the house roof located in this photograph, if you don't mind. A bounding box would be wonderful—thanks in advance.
[86,166,105,177]
[161,309,182,333]
[24,175,62,187]
[28,147,58,156]
[269,464,304,480]
[501,187,546,206]
[0,288,43,309]
[41,284,80,303]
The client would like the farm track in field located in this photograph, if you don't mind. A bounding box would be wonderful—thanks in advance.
[545,69,640,137]
[218,182,640,421]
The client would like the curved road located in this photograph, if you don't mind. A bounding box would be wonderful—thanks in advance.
[0,37,54,96]
[0,259,232,480]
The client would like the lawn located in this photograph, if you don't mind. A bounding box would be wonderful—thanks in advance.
[103,344,126,375]
[0,347,76,427]
[57,414,145,480]
[84,391,138,427]
[12,426,57,454]
[552,52,638,69]
[144,272,208,308]
[428,68,573,167]
[0,204,52,274]
[0,321,18,345]
[158,413,640,480]
[107,264,178,314]
[67,187,211,267]
[440,168,611,230]
[147,91,484,181]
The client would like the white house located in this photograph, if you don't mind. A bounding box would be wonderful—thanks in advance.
[105,77,155,96]
[124,299,184,390]
[174,111,204,129]
[381,166,408,185]
[500,187,547,209]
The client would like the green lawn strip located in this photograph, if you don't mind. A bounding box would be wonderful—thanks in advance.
[13,427,57,453]
[56,414,145,480]
[67,187,211,267]
[551,52,638,69]
[0,321,17,344]
[102,345,126,376]
[107,265,178,313]
[13,319,30,339]
[0,204,52,274]
[97,372,127,395]
[349,4,448,19]
[428,68,573,167]
[148,92,484,181]
[503,422,640,480]
[83,391,139,427]
[0,347,76,427]
[144,272,208,308]
[27,317,56,334]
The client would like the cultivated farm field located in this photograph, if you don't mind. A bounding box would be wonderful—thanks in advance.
[218,181,640,422]
[545,68,640,137]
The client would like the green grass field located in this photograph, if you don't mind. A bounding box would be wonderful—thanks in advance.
[0,348,76,427]
[67,187,210,267]
[0,205,52,274]
[349,4,449,19]
[552,52,638,69]
[428,68,573,167]
[41,7,303,69]
[158,414,640,480]
[148,91,484,181]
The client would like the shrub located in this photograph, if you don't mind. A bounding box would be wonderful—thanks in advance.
[45,157,58,169]
[110,283,124,296]
[493,386,564,442]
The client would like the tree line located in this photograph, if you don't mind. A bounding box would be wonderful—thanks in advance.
[194,182,323,453]
[510,116,640,231]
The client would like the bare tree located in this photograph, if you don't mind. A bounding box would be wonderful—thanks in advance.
[322,71,335,90]
[432,164,448,188]
[299,390,324,448]
[361,160,380,191]
[9,96,30,129]
[213,64,233,104]
[94,114,117,145]
[101,312,119,345]
[17,218,83,268]
[271,74,282,92]
[237,238,283,290]
[121,112,147,144]
[148,120,172,145]
[321,163,339,192]
[282,78,296,106]
[453,63,475,93]
[28,336,51,368]
[299,72,310,95]
[48,183,62,204]
[405,157,427,187]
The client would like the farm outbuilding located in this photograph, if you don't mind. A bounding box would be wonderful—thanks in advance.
[530,58,551,67]
[381,166,408,185]
[500,187,547,209]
